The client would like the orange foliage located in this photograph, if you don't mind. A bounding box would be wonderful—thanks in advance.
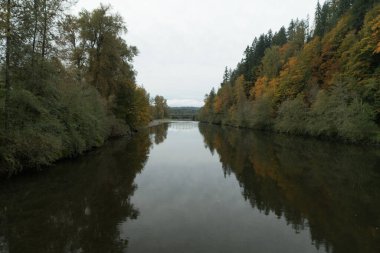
[376,42,380,54]
[320,15,351,87]
[268,78,279,95]
[250,77,268,99]
[370,11,380,54]
[279,58,304,91]
[279,43,291,55]
[214,96,223,113]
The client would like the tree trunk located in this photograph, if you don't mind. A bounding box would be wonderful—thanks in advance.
[32,0,39,63]
[4,0,11,129]
[41,0,47,59]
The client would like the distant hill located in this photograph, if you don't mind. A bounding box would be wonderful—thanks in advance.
[169,107,200,120]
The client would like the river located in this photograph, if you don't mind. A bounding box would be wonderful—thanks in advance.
[0,121,379,253]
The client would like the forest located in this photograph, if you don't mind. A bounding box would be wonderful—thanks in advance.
[199,0,380,143]
[0,1,169,175]
[169,107,200,120]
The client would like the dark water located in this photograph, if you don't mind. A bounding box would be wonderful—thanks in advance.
[0,122,379,253]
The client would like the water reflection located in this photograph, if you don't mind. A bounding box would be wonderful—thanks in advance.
[0,125,168,253]
[0,122,379,253]
[150,123,169,145]
[199,123,380,253]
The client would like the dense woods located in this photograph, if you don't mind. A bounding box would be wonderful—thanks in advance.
[199,0,380,143]
[0,1,167,175]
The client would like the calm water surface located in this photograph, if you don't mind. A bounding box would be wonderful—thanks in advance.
[0,122,379,253]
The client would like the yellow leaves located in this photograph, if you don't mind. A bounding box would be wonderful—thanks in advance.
[234,75,246,105]
[375,42,380,54]
[268,78,279,95]
[279,57,304,84]
[279,43,291,56]
[214,96,223,113]
[360,4,380,54]
[342,4,380,80]
[301,37,321,67]
[371,15,380,54]
[286,57,298,70]
[322,15,351,52]
[250,77,268,99]
[371,17,380,32]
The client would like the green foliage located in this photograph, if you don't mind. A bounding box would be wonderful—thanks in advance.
[272,27,288,46]
[169,107,200,120]
[57,82,110,154]
[0,78,112,175]
[339,98,378,141]
[152,95,169,120]
[262,46,282,78]
[275,95,308,134]
[247,96,274,130]
[307,86,378,142]
[0,3,155,175]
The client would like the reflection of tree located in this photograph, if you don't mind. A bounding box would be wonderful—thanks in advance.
[0,130,155,253]
[150,123,169,145]
[199,123,380,253]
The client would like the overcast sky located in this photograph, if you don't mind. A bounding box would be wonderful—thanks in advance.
[73,0,318,107]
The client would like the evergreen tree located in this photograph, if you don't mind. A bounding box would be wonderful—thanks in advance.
[272,27,287,46]
[314,1,324,37]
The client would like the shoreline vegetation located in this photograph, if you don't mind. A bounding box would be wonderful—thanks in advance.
[0,2,170,176]
[199,121,380,147]
[199,0,380,144]
[1,0,379,176]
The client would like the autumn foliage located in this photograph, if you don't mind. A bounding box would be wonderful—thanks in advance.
[199,0,380,143]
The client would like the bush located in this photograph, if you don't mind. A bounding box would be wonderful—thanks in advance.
[339,98,378,142]
[0,79,119,175]
[307,85,379,143]
[275,94,308,134]
[247,96,274,130]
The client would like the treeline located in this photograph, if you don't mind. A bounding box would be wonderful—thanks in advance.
[199,0,380,143]
[0,1,166,175]
[169,107,199,120]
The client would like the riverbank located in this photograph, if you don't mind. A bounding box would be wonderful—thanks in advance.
[0,119,172,178]
[147,119,199,128]
[199,120,380,146]
[147,119,173,128]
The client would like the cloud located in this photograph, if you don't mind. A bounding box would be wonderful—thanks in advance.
[73,0,318,107]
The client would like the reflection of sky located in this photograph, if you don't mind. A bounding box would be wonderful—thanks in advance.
[120,122,324,253]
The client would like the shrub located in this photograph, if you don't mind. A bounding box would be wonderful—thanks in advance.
[275,94,308,134]
[247,96,274,130]
[307,85,379,142]
[0,80,116,175]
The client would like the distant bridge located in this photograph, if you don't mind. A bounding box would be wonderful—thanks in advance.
[168,107,200,121]
[169,121,199,130]
[170,115,198,120]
